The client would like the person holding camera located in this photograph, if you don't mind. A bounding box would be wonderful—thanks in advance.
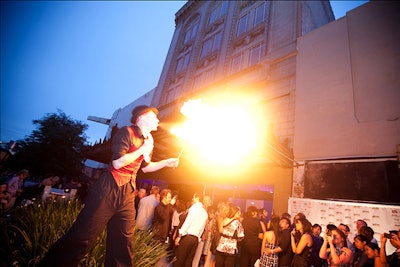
[290,217,313,267]
[379,230,400,267]
[319,228,353,267]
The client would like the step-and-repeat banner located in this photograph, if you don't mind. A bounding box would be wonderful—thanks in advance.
[288,197,400,254]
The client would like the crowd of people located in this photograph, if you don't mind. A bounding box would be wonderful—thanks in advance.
[2,105,399,267]
[0,168,89,214]
[2,167,399,267]
[131,188,400,267]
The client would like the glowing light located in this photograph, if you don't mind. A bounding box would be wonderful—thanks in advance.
[171,96,262,166]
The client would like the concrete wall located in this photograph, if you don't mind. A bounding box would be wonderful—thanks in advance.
[294,1,400,161]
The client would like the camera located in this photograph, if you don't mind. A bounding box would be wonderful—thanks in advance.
[384,230,398,239]
[384,233,393,239]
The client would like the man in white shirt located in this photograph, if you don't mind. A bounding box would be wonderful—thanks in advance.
[192,195,212,267]
[174,193,208,267]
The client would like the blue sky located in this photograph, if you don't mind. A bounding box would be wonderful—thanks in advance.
[1,1,368,145]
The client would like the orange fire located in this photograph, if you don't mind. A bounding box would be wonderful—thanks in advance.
[171,97,263,167]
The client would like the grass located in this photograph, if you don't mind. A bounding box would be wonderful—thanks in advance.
[0,199,170,267]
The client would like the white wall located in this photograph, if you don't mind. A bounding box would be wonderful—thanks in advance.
[289,197,400,254]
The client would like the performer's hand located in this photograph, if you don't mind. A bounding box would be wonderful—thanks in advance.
[165,158,179,168]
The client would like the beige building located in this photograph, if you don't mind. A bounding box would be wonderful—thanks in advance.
[146,0,335,215]
[293,1,400,203]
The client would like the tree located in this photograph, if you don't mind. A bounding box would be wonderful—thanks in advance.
[6,110,88,177]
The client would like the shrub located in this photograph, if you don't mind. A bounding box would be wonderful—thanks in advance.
[0,199,170,267]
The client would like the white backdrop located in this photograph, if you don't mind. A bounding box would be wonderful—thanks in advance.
[288,197,400,254]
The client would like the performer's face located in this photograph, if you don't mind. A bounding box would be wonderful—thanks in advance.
[139,111,159,131]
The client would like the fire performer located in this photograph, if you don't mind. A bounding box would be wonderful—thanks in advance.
[39,105,179,267]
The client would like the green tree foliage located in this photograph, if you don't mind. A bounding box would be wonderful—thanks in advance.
[6,110,88,177]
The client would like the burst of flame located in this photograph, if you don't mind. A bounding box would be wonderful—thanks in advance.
[171,97,259,166]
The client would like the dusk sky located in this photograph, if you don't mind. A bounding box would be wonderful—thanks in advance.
[1,1,368,145]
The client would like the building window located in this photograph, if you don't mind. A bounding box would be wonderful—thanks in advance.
[236,14,249,37]
[208,1,229,25]
[166,85,182,104]
[175,53,191,74]
[254,2,267,26]
[183,18,199,44]
[236,2,269,38]
[249,43,263,66]
[230,54,243,74]
[200,31,223,58]
[193,69,214,91]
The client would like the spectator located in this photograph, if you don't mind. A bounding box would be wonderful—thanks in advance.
[319,228,353,267]
[258,208,268,227]
[281,212,291,222]
[356,220,368,235]
[171,199,187,243]
[338,223,356,255]
[192,195,212,267]
[353,234,371,267]
[0,182,12,211]
[210,201,231,257]
[364,242,386,267]
[259,216,280,267]
[152,189,175,243]
[291,217,313,267]
[136,185,160,230]
[290,212,306,231]
[291,213,307,245]
[214,204,244,267]
[239,205,264,267]
[310,223,325,267]
[359,226,378,244]
[379,230,400,267]
[325,224,337,236]
[7,169,29,208]
[152,189,175,267]
[174,193,208,267]
[134,188,147,218]
[277,217,293,267]
[203,206,217,267]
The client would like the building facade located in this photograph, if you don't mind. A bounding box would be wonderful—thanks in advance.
[293,1,400,203]
[87,1,400,215]
[147,0,334,214]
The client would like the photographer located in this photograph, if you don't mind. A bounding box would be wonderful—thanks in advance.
[379,230,400,267]
[319,228,353,267]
